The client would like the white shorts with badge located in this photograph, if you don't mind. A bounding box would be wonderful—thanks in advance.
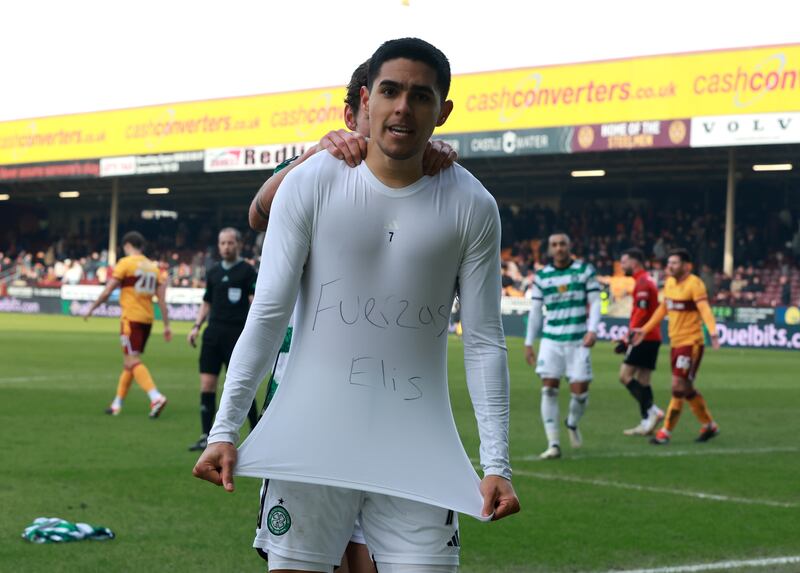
[254,479,460,571]
[535,337,593,382]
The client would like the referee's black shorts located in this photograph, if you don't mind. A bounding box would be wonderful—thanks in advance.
[623,340,661,371]
[199,323,244,375]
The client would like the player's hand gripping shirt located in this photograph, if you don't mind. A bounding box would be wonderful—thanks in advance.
[530,261,600,342]
[112,255,162,324]
[208,153,511,519]
[642,274,717,347]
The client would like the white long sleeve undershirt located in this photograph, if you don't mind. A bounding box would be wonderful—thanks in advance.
[207,154,511,516]
[524,298,543,346]
[587,290,601,333]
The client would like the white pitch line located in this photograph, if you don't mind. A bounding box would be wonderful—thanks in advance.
[515,446,800,462]
[0,375,52,384]
[513,470,799,509]
[0,375,78,385]
[601,554,800,573]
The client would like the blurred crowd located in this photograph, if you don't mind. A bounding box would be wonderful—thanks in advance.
[497,201,800,307]
[499,202,800,275]
[2,202,800,308]
[0,245,261,290]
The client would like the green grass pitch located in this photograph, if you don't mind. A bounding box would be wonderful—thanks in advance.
[1,314,798,572]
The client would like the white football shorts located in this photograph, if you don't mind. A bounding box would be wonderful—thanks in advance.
[535,337,593,382]
[254,479,460,572]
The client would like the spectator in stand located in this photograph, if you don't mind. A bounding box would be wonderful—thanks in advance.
[780,275,792,306]
[20,252,33,276]
[84,253,99,280]
[718,273,731,293]
[730,271,747,302]
[506,259,523,285]
[521,269,536,298]
[53,259,66,282]
[63,259,84,285]
[44,245,55,267]
[502,275,523,297]
[743,275,765,305]
[653,237,667,261]
[700,264,715,300]
[501,263,524,297]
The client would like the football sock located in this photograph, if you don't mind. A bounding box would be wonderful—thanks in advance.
[111,396,123,409]
[131,362,156,393]
[200,392,216,435]
[116,368,134,400]
[664,397,684,432]
[247,400,259,430]
[541,387,560,447]
[541,386,560,446]
[641,384,655,417]
[686,391,713,425]
[567,391,589,428]
[147,389,163,401]
[625,379,648,419]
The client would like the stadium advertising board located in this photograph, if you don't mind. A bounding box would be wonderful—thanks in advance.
[501,298,800,351]
[60,284,106,301]
[571,119,690,152]
[60,299,201,321]
[500,314,800,351]
[99,151,204,177]
[204,143,311,172]
[60,284,204,305]
[0,296,62,314]
[2,44,799,165]
[690,111,800,147]
[6,286,61,299]
[0,160,99,181]
[776,305,800,326]
[456,128,572,158]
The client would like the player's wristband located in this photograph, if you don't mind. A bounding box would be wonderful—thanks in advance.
[192,323,201,329]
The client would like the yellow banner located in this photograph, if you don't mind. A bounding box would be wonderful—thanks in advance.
[2,44,800,165]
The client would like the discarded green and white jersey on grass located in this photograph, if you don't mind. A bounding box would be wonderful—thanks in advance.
[22,517,115,544]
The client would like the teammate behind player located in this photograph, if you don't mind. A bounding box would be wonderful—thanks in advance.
[524,233,601,459]
[84,231,170,418]
[617,248,664,435]
[632,248,721,445]
[187,228,259,451]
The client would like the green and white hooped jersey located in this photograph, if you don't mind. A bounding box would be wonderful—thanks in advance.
[531,260,600,342]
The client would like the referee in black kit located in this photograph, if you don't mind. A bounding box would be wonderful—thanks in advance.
[187,228,259,451]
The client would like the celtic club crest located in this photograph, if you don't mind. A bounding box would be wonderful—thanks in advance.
[267,505,291,536]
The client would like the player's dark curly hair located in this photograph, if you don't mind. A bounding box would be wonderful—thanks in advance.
[668,248,692,263]
[344,59,370,116]
[121,231,146,251]
[367,38,451,102]
[623,247,646,264]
